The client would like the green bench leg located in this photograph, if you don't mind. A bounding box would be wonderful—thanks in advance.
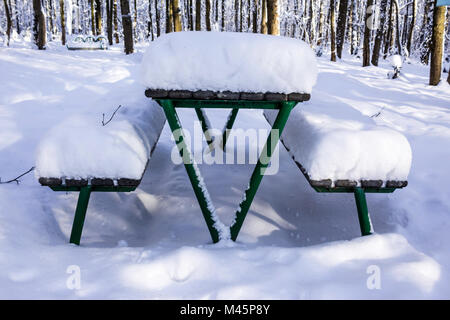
[354,187,373,236]
[195,108,215,150]
[222,108,239,150]
[162,101,221,243]
[230,102,296,241]
[69,186,92,245]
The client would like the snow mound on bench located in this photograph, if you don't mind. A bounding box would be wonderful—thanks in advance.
[265,106,412,183]
[141,31,318,94]
[35,102,165,180]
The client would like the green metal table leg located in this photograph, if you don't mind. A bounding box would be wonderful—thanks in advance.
[222,108,239,150]
[230,102,296,241]
[161,100,221,243]
[354,187,373,236]
[195,108,215,150]
[69,186,92,245]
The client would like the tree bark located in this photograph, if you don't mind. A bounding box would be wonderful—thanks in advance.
[267,0,279,35]
[330,0,336,61]
[90,0,96,35]
[106,0,113,44]
[3,0,12,45]
[33,0,46,49]
[406,0,417,56]
[429,2,446,85]
[60,0,66,45]
[120,0,134,54]
[148,0,154,40]
[222,0,225,31]
[195,0,201,30]
[166,0,173,33]
[114,0,119,43]
[252,0,258,33]
[384,0,393,58]
[336,0,348,58]
[154,0,160,37]
[206,0,212,31]
[363,0,374,66]
[261,0,267,34]
[371,0,388,66]
[317,0,325,47]
[447,67,450,85]
[172,0,182,31]
[392,0,401,55]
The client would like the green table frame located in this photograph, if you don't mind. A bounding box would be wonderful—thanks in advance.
[156,99,297,243]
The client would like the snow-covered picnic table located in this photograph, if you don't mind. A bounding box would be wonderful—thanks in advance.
[35,31,411,245]
[143,31,317,243]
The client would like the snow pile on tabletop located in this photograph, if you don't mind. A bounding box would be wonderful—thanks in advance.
[265,105,412,182]
[35,101,165,180]
[141,31,318,94]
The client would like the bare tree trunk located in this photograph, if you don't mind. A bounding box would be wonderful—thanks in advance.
[166,0,173,33]
[363,0,374,66]
[172,0,182,31]
[447,67,450,85]
[317,0,325,47]
[148,0,154,40]
[235,0,239,31]
[33,0,46,49]
[406,0,417,56]
[252,0,257,33]
[154,0,160,36]
[429,2,446,85]
[392,0,401,55]
[114,0,119,43]
[267,0,279,35]
[3,0,12,45]
[330,0,336,61]
[195,0,201,30]
[106,0,113,44]
[221,0,225,31]
[206,0,212,31]
[261,0,267,34]
[384,0,393,58]
[372,0,388,66]
[90,0,96,35]
[59,0,66,45]
[95,0,102,35]
[120,0,134,54]
[336,0,348,58]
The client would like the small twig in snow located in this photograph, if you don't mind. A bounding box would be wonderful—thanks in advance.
[102,105,122,126]
[0,167,35,185]
[370,106,385,118]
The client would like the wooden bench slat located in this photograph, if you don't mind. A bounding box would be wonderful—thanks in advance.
[145,89,311,102]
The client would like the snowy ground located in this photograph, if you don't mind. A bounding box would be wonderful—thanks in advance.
[0,42,449,299]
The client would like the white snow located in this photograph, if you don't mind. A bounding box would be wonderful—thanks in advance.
[141,31,318,94]
[0,42,450,299]
[264,105,412,182]
[390,55,403,69]
[35,102,165,180]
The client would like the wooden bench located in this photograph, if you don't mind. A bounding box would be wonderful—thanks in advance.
[36,105,165,245]
[66,35,108,51]
[263,110,410,237]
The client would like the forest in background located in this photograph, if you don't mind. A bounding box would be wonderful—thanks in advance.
[1,0,449,84]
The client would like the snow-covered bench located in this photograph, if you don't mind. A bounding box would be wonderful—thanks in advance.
[66,35,108,50]
[35,102,165,245]
[264,106,412,236]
